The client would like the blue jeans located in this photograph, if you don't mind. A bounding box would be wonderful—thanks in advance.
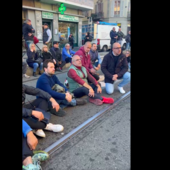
[25,40,33,49]
[55,98,76,109]
[126,42,130,50]
[105,72,130,94]
[128,63,131,70]
[27,62,43,72]
[93,61,99,68]
[117,40,122,45]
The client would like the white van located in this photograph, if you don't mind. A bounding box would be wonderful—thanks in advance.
[92,23,126,51]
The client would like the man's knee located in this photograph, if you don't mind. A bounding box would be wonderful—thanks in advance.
[105,83,114,94]
[123,72,131,80]
[33,63,38,68]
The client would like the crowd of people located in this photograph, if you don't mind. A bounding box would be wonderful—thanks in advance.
[22,19,131,170]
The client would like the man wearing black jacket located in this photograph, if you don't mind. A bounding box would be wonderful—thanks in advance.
[22,84,65,138]
[23,19,35,49]
[110,27,118,51]
[49,41,65,71]
[101,42,130,94]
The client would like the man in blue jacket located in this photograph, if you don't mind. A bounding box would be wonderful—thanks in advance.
[22,119,49,170]
[110,27,118,51]
[36,59,87,112]
[62,43,75,64]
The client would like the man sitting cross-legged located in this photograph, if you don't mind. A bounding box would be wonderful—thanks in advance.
[36,59,87,115]
[67,55,114,105]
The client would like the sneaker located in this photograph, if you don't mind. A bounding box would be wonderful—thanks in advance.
[75,98,87,105]
[102,96,114,104]
[89,98,103,105]
[50,107,66,117]
[24,74,30,78]
[33,129,46,138]
[32,152,49,162]
[44,123,64,132]
[22,163,40,170]
[117,86,125,94]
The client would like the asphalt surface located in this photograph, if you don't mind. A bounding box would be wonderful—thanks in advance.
[41,96,130,170]
[22,51,131,170]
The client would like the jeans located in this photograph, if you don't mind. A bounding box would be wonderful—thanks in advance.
[128,63,131,70]
[27,62,43,72]
[55,98,76,109]
[25,40,33,50]
[117,40,122,46]
[105,72,130,94]
[93,61,99,68]
[126,42,130,50]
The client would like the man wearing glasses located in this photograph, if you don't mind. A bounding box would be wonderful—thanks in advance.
[101,43,130,94]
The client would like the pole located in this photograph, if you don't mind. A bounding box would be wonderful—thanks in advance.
[96,23,98,44]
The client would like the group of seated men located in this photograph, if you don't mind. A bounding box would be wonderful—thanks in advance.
[22,41,130,170]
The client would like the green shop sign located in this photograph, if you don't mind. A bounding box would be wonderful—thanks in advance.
[58,3,66,15]
[59,14,79,22]
[42,12,53,19]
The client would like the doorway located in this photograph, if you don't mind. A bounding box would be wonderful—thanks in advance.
[42,20,53,43]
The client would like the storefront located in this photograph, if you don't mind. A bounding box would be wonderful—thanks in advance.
[58,14,79,48]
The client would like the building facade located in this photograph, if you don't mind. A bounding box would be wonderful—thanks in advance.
[22,0,94,48]
[82,0,130,36]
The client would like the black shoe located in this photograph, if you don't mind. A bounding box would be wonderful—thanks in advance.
[75,98,87,105]
[33,72,37,77]
[50,108,66,117]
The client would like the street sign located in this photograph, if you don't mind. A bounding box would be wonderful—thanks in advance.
[42,12,53,19]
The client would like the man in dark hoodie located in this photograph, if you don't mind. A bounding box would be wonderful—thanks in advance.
[49,41,65,72]
[74,42,99,81]
[101,42,130,94]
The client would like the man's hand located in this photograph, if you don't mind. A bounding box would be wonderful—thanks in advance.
[95,65,100,71]
[90,68,96,74]
[27,131,38,150]
[65,92,72,103]
[45,42,48,44]
[32,110,44,121]
[53,59,56,64]
[50,98,60,112]
[58,61,62,64]
[112,74,118,81]
[97,84,102,93]
[88,88,95,97]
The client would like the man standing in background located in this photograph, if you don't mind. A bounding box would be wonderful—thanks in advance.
[43,23,52,49]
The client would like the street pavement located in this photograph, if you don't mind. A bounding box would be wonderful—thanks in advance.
[41,96,130,170]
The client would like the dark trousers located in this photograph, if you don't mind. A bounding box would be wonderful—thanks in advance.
[88,73,100,84]
[23,98,49,130]
[22,134,33,162]
[72,84,103,100]
[22,61,27,74]
[55,61,66,69]
[65,57,72,63]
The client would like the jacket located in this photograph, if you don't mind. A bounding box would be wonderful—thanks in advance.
[22,119,32,137]
[117,31,125,41]
[49,47,62,62]
[69,36,74,45]
[42,51,53,62]
[22,84,51,118]
[26,49,40,64]
[22,23,35,39]
[84,34,92,44]
[110,30,117,44]
[74,46,93,72]
[62,47,75,61]
[125,34,131,43]
[101,51,128,83]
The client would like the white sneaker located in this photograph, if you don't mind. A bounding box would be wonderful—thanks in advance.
[118,86,125,94]
[33,129,46,138]
[44,123,64,132]
[24,74,30,78]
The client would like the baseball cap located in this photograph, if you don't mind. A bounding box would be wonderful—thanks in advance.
[53,41,60,45]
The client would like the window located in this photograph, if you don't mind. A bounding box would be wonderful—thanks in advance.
[114,0,121,17]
